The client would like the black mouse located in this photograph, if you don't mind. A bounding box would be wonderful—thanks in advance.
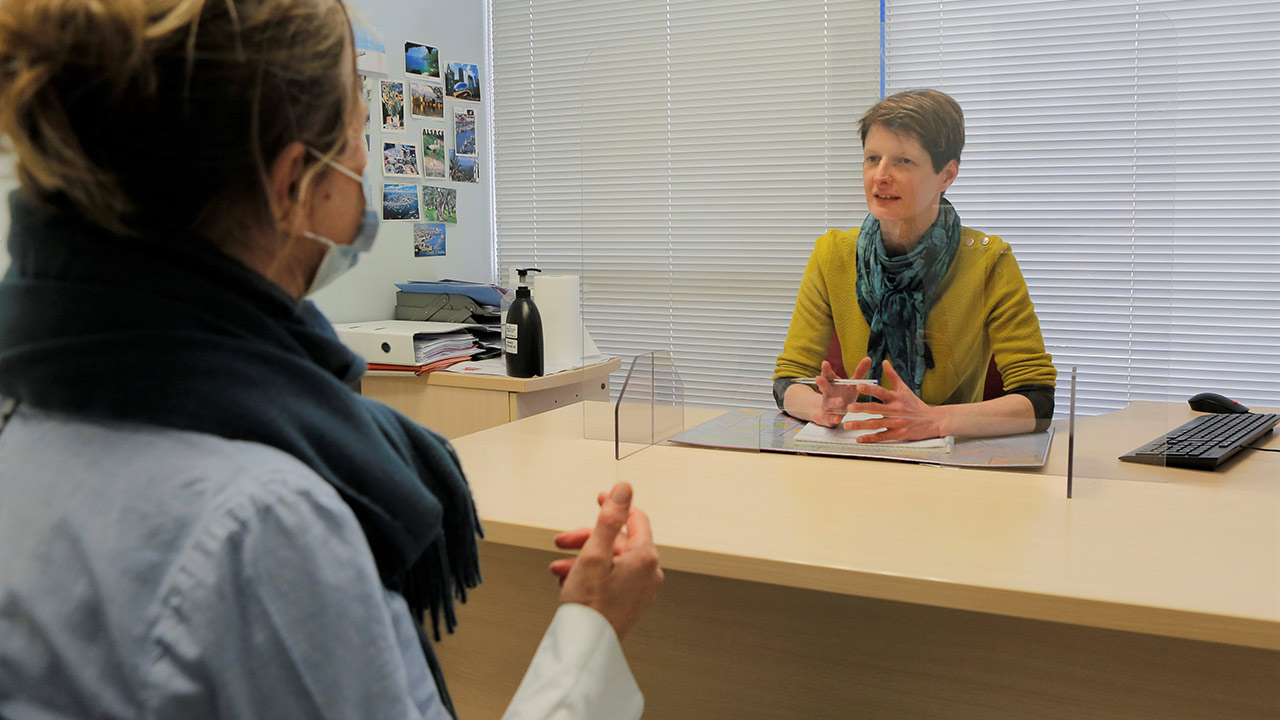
[1188,392,1249,414]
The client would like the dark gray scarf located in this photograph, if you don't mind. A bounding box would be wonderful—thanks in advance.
[0,191,480,716]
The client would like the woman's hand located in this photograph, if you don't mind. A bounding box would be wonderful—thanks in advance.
[548,483,663,640]
[843,359,946,441]
[805,360,863,427]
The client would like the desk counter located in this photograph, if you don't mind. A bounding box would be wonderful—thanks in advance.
[360,358,619,438]
[439,402,1279,719]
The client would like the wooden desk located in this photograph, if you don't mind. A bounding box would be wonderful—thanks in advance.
[436,402,1279,719]
[358,358,619,438]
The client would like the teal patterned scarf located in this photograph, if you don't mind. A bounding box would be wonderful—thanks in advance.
[855,197,961,395]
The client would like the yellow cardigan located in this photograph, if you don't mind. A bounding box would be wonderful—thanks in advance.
[774,226,1056,406]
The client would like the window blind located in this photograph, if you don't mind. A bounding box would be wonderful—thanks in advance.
[491,0,880,407]
[885,0,1280,416]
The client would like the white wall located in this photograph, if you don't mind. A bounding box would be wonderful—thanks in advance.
[0,0,491,322]
[316,0,492,322]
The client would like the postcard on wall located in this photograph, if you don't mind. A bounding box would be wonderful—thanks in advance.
[382,182,420,221]
[445,62,481,102]
[404,42,439,78]
[362,76,374,139]
[409,78,444,120]
[421,185,457,223]
[383,141,420,178]
[449,151,479,183]
[353,19,388,75]
[380,78,405,132]
[453,107,476,157]
[422,128,446,179]
[413,223,447,257]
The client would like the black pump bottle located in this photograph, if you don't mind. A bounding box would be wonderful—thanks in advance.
[504,268,543,377]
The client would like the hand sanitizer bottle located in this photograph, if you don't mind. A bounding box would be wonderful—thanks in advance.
[504,268,543,377]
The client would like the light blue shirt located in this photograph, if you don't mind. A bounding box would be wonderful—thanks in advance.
[0,404,449,719]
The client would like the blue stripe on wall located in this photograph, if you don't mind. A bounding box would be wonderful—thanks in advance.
[879,0,886,98]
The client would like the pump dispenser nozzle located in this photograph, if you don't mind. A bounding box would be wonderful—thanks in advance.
[514,268,542,297]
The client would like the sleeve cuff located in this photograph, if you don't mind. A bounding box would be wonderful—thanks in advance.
[1006,384,1055,431]
[501,603,643,720]
[773,376,811,410]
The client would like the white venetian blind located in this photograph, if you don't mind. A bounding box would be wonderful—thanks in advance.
[885,0,1280,416]
[491,0,880,407]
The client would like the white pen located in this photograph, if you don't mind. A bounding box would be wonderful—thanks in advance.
[793,378,878,386]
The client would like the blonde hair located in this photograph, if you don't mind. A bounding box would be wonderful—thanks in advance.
[0,0,355,237]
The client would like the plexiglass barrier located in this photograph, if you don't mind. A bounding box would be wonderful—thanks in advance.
[605,351,686,459]
[573,38,768,451]
[497,11,1279,489]
[486,12,1278,701]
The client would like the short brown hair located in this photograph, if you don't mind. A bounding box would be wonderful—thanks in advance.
[859,89,964,173]
[0,0,356,237]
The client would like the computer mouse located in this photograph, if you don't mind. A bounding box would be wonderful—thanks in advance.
[1187,392,1249,414]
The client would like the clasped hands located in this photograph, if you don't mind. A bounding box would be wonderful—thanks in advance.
[811,358,946,442]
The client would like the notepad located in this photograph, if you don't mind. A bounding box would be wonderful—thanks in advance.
[793,413,955,452]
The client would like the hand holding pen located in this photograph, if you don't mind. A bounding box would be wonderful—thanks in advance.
[795,360,878,427]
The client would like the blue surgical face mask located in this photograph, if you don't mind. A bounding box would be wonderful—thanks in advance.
[302,150,379,296]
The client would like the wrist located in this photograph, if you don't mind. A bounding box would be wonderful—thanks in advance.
[784,382,821,420]
[929,403,952,437]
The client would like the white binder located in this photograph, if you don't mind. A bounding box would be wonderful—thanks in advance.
[333,320,487,366]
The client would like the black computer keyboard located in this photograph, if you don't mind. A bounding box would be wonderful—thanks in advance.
[1119,412,1279,470]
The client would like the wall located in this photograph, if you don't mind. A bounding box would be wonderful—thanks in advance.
[317,0,492,322]
[0,0,491,323]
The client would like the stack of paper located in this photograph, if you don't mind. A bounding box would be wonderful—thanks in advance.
[793,412,955,451]
[413,331,477,365]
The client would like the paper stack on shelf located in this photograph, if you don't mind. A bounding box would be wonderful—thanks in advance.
[412,330,477,365]
[334,320,500,374]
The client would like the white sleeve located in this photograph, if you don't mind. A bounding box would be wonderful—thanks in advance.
[500,603,643,720]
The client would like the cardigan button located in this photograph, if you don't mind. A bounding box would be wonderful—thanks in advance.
[981,236,990,246]
[965,237,974,246]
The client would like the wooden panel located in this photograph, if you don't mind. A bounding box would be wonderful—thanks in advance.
[434,543,1280,720]
[510,375,611,420]
[364,358,621,393]
[361,379,510,438]
[360,359,622,438]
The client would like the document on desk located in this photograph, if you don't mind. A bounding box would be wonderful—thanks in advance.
[793,413,955,452]
[670,410,1053,468]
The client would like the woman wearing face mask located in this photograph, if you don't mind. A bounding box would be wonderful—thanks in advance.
[0,1,661,718]
[773,89,1056,441]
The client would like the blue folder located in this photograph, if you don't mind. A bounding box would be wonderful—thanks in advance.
[396,280,506,307]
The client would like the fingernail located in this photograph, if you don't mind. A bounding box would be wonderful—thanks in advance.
[611,482,632,505]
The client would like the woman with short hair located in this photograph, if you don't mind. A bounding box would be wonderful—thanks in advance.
[774,89,1056,440]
